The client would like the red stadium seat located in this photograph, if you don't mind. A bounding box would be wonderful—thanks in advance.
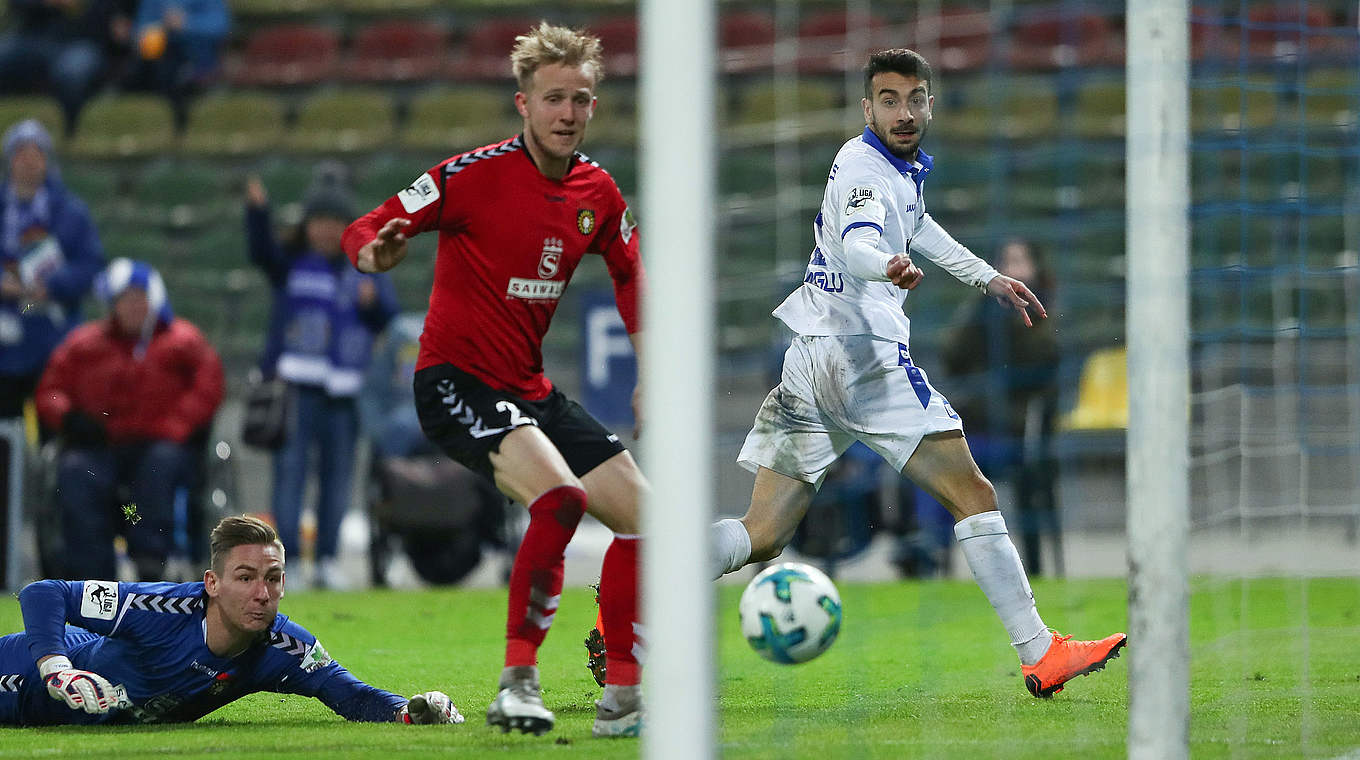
[343,21,448,83]
[795,9,891,74]
[1244,4,1352,60]
[720,11,776,74]
[589,15,639,78]
[1008,13,1120,70]
[930,7,993,73]
[451,17,537,81]
[225,24,340,87]
[1196,4,1354,62]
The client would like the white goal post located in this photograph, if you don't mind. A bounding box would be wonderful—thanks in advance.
[639,1,717,759]
[1125,1,1190,759]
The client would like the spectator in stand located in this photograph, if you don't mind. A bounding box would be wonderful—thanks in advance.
[0,118,104,422]
[941,238,1061,575]
[246,163,399,590]
[34,258,224,581]
[0,0,135,134]
[123,0,230,129]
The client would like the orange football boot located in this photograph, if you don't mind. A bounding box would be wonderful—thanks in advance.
[1021,631,1127,698]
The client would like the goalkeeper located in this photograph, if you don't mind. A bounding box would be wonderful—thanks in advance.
[0,515,463,726]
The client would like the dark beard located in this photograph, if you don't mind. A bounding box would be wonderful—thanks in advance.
[870,118,922,160]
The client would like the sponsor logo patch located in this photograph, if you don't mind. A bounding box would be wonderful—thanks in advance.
[81,580,118,620]
[577,209,595,235]
[397,173,440,213]
[507,278,566,300]
[846,186,875,214]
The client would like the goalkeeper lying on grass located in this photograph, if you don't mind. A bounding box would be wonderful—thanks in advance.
[0,515,463,727]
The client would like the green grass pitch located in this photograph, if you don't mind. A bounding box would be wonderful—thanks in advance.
[2,577,1358,758]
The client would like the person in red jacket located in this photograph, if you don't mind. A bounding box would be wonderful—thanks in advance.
[35,258,223,581]
[342,22,645,738]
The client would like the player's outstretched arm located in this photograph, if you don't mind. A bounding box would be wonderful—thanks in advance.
[353,218,412,274]
[38,655,131,715]
[985,274,1047,327]
[398,691,466,725]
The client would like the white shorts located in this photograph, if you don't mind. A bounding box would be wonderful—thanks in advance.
[737,334,963,488]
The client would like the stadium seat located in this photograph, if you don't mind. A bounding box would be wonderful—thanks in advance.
[453,17,538,80]
[285,90,395,153]
[1060,346,1128,431]
[1072,79,1126,139]
[720,10,776,74]
[1244,4,1346,61]
[944,75,1058,141]
[231,0,332,19]
[398,86,520,153]
[1007,12,1120,70]
[589,15,638,78]
[588,83,637,147]
[182,92,284,156]
[718,147,777,197]
[1294,68,1358,130]
[252,159,314,209]
[133,160,233,231]
[68,94,176,158]
[1191,78,1277,133]
[928,7,994,73]
[729,80,843,143]
[0,96,64,147]
[343,21,448,83]
[795,9,892,74]
[226,24,340,87]
[339,0,438,11]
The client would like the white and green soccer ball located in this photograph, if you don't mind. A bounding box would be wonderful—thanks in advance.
[738,561,842,664]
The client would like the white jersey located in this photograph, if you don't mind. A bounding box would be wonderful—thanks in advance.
[773,127,999,346]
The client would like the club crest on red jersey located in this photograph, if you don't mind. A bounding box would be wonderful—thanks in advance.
[538,238,564,279]
[577,209,595,235]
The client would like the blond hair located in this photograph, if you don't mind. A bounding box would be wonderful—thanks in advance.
[209,515,284,572]
[510,21,604,91]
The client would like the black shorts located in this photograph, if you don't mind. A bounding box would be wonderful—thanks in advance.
[413,363,626,484]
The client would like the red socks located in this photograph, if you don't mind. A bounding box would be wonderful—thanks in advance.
[598,535,642,685]
[504,485,587,667]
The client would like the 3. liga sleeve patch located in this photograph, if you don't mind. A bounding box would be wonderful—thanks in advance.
[398,172,440,213]
[80,580,119,620]
[845,186,876,215]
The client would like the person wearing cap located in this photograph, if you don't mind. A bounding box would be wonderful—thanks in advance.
[244,165,399,590]
[1,118,105,421]
[34,258,224,581]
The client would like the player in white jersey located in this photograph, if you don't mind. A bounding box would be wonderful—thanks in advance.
[708,49,1126,698]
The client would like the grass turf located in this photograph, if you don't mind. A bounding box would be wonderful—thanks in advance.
[1,576,1358,758]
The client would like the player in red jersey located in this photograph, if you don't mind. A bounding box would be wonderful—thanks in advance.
[342,22,644,739]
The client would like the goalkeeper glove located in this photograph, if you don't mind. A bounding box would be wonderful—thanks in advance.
[40,656,131,714]
[398,691,464,725]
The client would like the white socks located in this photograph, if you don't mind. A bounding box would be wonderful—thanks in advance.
[708,518,752,580]
[954,510,1053,666]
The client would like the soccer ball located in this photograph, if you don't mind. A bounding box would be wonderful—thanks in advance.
[738,562,842,664]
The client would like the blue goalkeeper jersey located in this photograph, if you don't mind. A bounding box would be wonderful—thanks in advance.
[0,580,407,726]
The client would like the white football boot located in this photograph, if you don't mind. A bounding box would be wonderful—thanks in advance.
[592,684,643,738]
[486,666,554,735]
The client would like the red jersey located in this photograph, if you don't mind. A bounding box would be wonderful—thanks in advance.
[343,136,643,401]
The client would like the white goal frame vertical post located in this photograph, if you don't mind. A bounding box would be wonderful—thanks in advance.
[1126,1,1190,759]
[639,1,717,759]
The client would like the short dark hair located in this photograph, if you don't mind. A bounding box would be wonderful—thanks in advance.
[863,49,933,99]
[209,515,284,572]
